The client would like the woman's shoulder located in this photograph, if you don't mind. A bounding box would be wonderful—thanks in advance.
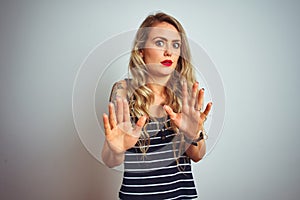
[113,79,128,89]
[109,79,131,101]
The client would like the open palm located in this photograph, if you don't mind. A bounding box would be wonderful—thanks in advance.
[164,81,212,139]
[103,98,146,155]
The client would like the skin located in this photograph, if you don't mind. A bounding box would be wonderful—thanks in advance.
[102,22,212,167]
[141,22,181,82]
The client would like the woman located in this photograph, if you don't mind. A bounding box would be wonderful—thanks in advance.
[102,12,212,200]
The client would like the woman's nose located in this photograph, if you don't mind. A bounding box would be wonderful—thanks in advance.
[164,44,172,56]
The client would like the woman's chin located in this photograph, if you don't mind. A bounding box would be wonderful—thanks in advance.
[146,64,176,78]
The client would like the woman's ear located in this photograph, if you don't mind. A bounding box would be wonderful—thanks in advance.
[139,49,144,58]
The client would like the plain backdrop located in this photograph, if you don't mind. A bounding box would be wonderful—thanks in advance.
[1,0,299,200]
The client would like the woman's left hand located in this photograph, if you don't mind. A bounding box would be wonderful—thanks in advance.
[164,81,212,139]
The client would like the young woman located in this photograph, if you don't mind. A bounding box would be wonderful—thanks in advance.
[102,12,212,200]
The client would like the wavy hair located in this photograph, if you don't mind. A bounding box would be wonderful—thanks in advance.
[127,12,196,158]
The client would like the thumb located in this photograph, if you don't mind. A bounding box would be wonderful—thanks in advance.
[163,105,177,120]
[132,116,147,137]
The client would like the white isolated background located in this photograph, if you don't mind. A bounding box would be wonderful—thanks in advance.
[1,0,299,200]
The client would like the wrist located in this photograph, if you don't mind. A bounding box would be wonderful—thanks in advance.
[184,129,208,146]
[105,140,126,156]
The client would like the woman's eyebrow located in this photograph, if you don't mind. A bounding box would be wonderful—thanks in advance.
[152,36,181,42]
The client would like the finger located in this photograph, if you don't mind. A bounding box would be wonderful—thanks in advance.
[163,105,177,121]
[132,116,147,137]
[196,88,205,111]
[123,98,130,122]
[182,80,188,112]
[203,102,213,116]
[189,82,198,109]
[103,113,112,137]
[116,97,123,123]
[108,102,117,129]
[201,102,213,121]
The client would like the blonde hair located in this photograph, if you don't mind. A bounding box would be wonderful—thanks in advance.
[127,12,196,159]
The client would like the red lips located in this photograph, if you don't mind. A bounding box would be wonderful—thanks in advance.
[160,60,173,67]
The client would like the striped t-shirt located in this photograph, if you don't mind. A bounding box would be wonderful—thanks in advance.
[119,117,198,200]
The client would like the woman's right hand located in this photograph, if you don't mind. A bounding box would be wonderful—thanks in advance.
[103,97,147,155]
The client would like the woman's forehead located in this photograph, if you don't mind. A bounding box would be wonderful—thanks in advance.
[147,23,181,40]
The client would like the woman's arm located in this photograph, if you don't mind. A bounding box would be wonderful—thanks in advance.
[185,133,206,162]
[101,80,146,168]
[101,140,125,168]
[101,80,127,168]
[102,104,146,167]
[163,82,212,163]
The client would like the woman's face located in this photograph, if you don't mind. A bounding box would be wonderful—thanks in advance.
[140,22,181,78]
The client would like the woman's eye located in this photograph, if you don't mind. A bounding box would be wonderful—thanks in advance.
[173,42,181,49]
[155,40,164,47]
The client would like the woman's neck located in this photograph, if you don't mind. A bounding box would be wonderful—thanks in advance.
[147,83,167,118]
[147,83,167,107]
[146,75,170,95]
[147,83,166,96]
[146,78,170,118]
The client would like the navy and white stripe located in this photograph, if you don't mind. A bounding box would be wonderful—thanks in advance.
[119,117,197,200]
